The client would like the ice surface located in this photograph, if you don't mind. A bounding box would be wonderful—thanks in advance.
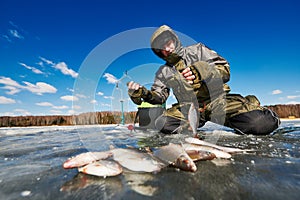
[0,120,299,199]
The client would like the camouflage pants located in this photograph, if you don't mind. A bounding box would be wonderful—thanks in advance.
[155,94,280,135]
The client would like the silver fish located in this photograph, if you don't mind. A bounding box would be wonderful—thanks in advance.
[185,137,252,153]
[111,148,164,173]
[63,151,112,169]
[78,160,122,177]
[188,103,199,135]
[185,149,216,161]
[182,143,232,159]
[153,143,197,172]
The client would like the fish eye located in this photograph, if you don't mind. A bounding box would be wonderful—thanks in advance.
[183,159,189,164]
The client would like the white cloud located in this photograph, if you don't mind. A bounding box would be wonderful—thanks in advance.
[97,91,104,96]
[2,22,25,43]
[73,105,81,110]
[286,101,300,105]
[2,35,12,42]
[9,29,24,39]
[36,61,44,67]
[104,96,114,99]
[61,95,79,101]
[100,103,111,107]
[19,62,44,74]
[14,109,31,116]
[67,88,74,93]
[0,76,20,87]
[54,62,78,78]
[287,95,300,99]
[9,21,18,28]
[39,57,55,65]
[39,57,78,78]
[36,102,53,107]
[0,96,16,104]
[68,110,76,115]
[103,73,118,84]
[36,102,68,112]
[75,93,87,99]
[1,85,21,95]
[0,76,57,95]
[68,105,83,114]
[0,112,14,116]
[22,81,57,95]
[53,105,68,109]
[90,100,97,104]
[272,90,282,95]
[50,110,62,115]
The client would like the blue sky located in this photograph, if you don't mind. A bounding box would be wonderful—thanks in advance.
[0,0,300,116]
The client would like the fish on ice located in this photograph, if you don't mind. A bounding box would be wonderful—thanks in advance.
[63,137,251,177]
[185,137,253,153]
[182,143,232,159]
[78,160,122,177]
[185,149,216,161]
[110,148,164,173]
[153,143,197,172]
[63,151,112,169]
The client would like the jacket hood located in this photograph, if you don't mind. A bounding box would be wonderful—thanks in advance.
[150,25,183,64]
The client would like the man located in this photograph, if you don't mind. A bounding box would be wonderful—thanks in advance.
[128,25,280,135]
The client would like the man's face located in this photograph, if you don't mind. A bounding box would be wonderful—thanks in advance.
[161,39,175,57]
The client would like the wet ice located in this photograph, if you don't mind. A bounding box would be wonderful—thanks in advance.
[0,120,300,199]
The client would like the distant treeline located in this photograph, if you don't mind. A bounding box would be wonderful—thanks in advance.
[0,104,299,127]
[0,111,137,127]
[267,104,300,118]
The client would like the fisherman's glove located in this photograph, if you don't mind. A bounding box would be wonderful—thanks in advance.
[173,59,202,90]
[128,86,151,105]
[188,65,201,90]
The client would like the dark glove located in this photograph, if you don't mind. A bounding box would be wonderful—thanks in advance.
[189,65,201,89]
[128,86,151,105]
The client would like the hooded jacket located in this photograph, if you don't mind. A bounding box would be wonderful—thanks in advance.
[135,25,231,107]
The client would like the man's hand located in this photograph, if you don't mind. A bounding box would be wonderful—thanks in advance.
[181,67,195,84]
[127,81,141,91]
[127,81,143,105]
[127,81,149,99]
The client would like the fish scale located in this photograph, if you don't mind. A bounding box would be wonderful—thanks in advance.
[78,160,122,177]
[111,148,164,172]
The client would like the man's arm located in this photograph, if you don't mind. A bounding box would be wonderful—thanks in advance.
[201,44,230,83]
[127,77,170,105]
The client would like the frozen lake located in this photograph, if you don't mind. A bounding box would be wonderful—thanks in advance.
[1,120,300,199]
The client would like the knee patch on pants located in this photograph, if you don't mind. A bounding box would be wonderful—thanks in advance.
[227,109,280,135]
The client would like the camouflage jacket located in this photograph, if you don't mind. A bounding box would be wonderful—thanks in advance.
[132,25,231,107]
